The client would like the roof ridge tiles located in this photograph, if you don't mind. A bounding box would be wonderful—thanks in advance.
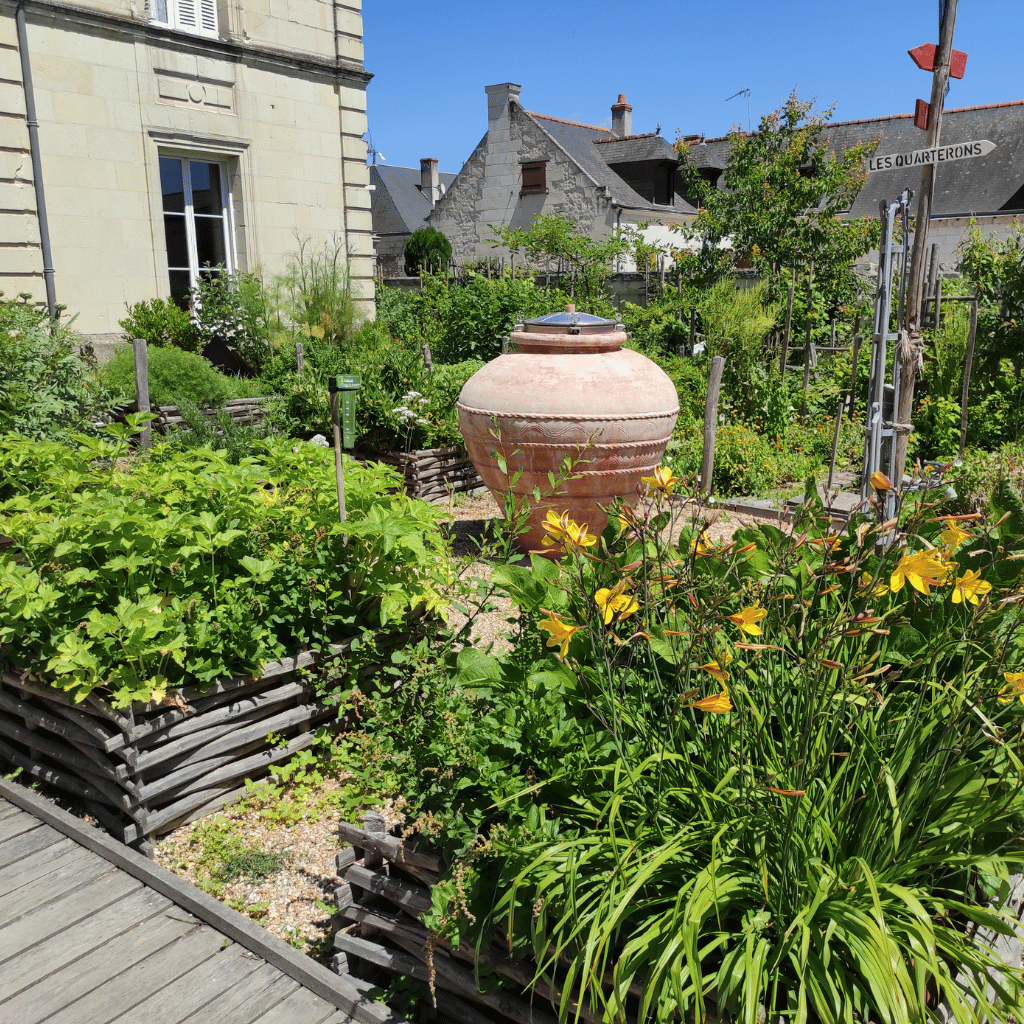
[692,99,1024,143]
[594,132,662,143]
[527,111,611,133]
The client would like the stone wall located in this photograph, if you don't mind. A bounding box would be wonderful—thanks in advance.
[0,0,373,338]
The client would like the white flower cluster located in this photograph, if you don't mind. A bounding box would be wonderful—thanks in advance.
[394,391,430,427]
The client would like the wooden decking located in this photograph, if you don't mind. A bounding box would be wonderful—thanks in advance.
[0,778,403,1024]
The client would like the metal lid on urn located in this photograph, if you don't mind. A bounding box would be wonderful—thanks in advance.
[523,304,623,335]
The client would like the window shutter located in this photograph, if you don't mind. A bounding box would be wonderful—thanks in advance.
[198,0,218,34]
[175,0,199,30]
[522,162,546,192]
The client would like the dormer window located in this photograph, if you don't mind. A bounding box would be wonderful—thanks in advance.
[150,0,218,38]
[521,161,547,193]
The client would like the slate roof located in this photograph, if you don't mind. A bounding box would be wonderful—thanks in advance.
[690,101,1024,218]
[370,163,458,236]
[526,111,697,215]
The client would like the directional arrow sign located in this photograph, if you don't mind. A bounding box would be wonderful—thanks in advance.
[908,42,968,79]
[867,139,995,173]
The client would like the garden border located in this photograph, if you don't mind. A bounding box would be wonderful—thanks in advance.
[373,446,484,503]
[0,642,351,855]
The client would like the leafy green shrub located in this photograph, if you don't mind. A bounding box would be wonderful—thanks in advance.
[355,475,1024,1021]
[118,298,203,352]
[155,402,283,465]
[404,226,452,277]
[667,421,818,496]
[0,293,112,440]
[102,344,234,408]
[274,236,355,348]
[0,431,451,706]
[194,269,273,368]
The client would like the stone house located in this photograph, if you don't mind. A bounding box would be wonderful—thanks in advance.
[369,158,456,277]
[687,100,1024,274]
[427,83,699,272]
[1,0,374,347]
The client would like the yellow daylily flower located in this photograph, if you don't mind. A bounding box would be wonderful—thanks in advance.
[940,518,972,550]
[808,534,843,554]
[539,615,581,661]
[541,510,598,555]
[890,549,952,595]
[999,672,1024,706]
[594,582,639,624]
[858,572,888,599]
[685,682,733,715]
[640,466,679,494]
[727,603,767,636]
[698,655,733,683]
[869,471,893,492]
[951,568,991,606]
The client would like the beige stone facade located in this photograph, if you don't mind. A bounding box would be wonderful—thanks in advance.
[1,0,373,342]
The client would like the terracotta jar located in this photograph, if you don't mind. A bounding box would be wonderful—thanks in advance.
[458,306,679,553]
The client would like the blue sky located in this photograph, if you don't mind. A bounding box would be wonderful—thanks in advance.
[361,0,1023,174]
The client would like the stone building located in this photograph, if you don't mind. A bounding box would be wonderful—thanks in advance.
[370,158,456,277]
[428,83,698,271]
[1,0,374,346]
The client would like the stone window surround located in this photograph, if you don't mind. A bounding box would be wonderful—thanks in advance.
[147,0,221,40]
[146,129,251,299]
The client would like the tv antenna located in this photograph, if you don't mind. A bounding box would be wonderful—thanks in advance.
[725,87,751,132]
[364,133,385,165]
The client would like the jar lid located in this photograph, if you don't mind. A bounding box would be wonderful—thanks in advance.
[523,304,621,334]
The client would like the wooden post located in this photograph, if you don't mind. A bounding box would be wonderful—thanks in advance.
[826,398,844,493]
[925,242,940,324]
[132,337,151,449]
[934,274,944,330]
[958,298,979,458]
[295,341,304,380]
[847,332,863,417]
[421,343,433,372]
[801,263,813,414]
[780,281,794,378]
[701,356,725,494]
[330,391,346,526]
[893,0,959,476]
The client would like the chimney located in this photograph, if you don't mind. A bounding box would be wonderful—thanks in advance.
[420,157,439,204]
[611,93,632,137]
[486,82,522,124]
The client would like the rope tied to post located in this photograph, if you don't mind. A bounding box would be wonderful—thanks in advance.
[897,329,925,374]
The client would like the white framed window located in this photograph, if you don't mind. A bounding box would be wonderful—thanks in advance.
[159,156,236,308]
[150,0,218,38]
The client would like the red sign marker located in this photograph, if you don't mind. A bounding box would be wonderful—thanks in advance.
[914,98,929,131]
[908,43,968,79]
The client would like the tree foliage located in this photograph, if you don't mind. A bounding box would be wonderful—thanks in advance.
[404,227,452,277]
[677,92,880,305]
[491,215,632,304]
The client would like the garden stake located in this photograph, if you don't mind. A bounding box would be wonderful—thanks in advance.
[132,337,151,449]
[329,389,346,531]
[801,262,813,415]
[780,280,794,378]
[827,397,844,493]
[295,341,304,380]
[958,297,979,458]
[701,356,725,494]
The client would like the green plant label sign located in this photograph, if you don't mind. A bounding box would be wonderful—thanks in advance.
[329,375,361,449]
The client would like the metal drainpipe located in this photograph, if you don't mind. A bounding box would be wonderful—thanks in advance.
[16,1,57,319]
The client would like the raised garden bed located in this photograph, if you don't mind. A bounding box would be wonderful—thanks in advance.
[374,446,484,503]
[0,643,349,855]
[329,816,728,1024]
